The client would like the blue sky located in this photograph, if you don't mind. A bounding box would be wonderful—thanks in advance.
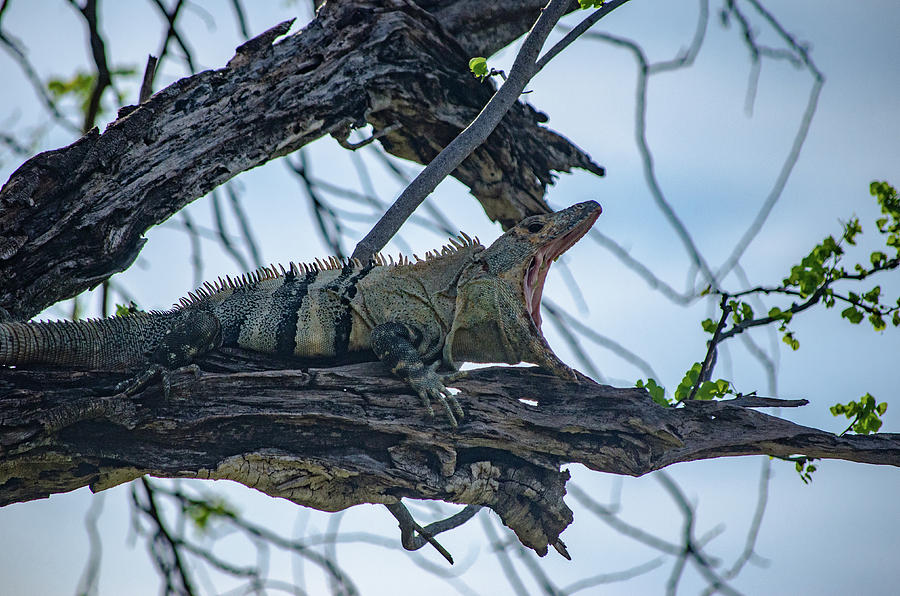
[1,1,898,594]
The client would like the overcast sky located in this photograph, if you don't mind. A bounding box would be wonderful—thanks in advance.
[1,1,898,594]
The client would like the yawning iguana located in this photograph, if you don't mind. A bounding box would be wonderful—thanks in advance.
[0,201,601,425]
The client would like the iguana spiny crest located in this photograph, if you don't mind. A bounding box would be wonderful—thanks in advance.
[0,200,602,426]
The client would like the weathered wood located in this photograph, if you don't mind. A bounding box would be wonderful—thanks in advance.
[2,355,897,555]
[0,0,602,320]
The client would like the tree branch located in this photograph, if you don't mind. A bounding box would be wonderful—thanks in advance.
[0,0,601,320]
[2,357,897,557]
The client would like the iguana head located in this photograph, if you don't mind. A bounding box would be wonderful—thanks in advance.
[445,200,602,379]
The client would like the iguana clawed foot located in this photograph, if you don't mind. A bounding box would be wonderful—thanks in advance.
[406,362,466,427]
[115,364,201,398]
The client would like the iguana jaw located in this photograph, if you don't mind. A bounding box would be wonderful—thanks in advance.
[524,206,601,331]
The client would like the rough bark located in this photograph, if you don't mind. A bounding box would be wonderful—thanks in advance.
[2,354,897,556]
[0,0,602,321]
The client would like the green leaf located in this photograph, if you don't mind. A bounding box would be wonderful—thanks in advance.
[841,306,864,324]
[782,331,800,350]
[694,379,732,401]
[869,312,886,331]
[674,363,702,401]
[468,57,488,79]
[579,0,606,7]
[701,318,717,334]
[185,497,236,531]
[740,302,754,320]
[114,302,141,316]
[637,378,669,406]
[842,217,862,245]
[831,393,888,435]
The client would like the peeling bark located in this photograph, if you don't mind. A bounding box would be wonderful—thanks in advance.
[0,0,601,320]
[2,355,897,555]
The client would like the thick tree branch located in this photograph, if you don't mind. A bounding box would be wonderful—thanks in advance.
[2,357,897,556]
[0,0,601,320]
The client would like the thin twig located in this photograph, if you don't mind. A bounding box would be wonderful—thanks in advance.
[139,54,158,103]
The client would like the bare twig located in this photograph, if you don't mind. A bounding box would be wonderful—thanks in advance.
[75,493,105,596]
[286,150,346,257]
[229,0,250,40]
[481,515,529,596]
[210,189,251,272]
[385,502,481,564]
[139,54,158,103]
[657,472,741,596]
[150,0,196,75]
[66,0,113,133]
[714,0,825,279]
[0,21,81,133]
[225,182,264,269]
[135,477,198,596]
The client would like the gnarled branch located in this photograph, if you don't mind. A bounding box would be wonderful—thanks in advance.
[0,0,601,320]
[2,355,896,556]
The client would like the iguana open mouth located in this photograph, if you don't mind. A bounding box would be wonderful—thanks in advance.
[524,212,599,331]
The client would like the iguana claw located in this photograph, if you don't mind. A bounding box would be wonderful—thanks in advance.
[409,362,464,427]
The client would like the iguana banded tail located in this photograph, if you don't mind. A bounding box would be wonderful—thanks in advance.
[0,200,601,425]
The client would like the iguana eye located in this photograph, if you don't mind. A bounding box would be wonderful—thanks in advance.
[526,221,544,233]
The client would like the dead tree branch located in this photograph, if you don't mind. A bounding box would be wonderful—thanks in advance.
[0,0,601,320]
[2,356,897,557]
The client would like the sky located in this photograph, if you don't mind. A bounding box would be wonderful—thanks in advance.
[1,1,899,594]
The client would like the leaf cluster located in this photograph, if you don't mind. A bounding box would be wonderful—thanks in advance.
[793,457,818,484]
[183,495,237,532]
[46,66,136,120]
[830,393,888,436]
[636,365,732,406]
[638,182,898,469]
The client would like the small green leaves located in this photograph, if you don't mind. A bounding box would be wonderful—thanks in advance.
[185,496,236,531]
[830,393,888,435]
[841,305,864,324]
[468,57,489,80]
[781,331,799,351]
[47,66,136,118]
[672,363,733,401]
[794,457,818,484]
[842,217,862,245]
[578,0,606,8]
[728,300,753,325]
[694,378,732,401]
[701,318,717,334]
[674,363,702,402]
[783,234,843,297]
[636,378,669,406]
[870,181,900,255]
[115,302,141,317]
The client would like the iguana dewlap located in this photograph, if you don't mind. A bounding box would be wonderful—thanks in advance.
[0,201,601,425]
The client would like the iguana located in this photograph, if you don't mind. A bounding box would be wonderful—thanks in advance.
[0,200,601,425]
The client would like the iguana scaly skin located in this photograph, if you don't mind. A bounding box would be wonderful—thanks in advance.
[0,201,601,425]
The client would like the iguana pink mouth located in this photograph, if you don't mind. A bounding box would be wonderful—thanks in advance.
[524,211,600,331]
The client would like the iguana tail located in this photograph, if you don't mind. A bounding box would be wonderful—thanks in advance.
[0,310,221,371]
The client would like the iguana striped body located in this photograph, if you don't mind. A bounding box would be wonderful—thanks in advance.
[0,201,601,425]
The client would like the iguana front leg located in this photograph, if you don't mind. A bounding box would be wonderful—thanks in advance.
[117,309,221,397]
[371,322,464,427]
